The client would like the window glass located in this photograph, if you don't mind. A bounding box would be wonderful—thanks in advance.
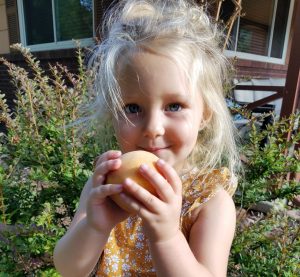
[271,0,290,58]
[21,0,93,47]
[54,0,93,41]
[220,0,292,60]
[23,0,54,45]
[237,0,274,56]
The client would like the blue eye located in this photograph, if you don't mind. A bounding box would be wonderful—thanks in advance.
[166,103,182,112]
[124,104,141,114]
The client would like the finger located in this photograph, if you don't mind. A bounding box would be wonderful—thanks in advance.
[93,158,122,187]
[122,178,161,213]
[94,158,122,175]
[94,150,122,168]
[117,190,153,218]
[91,184,123,200]
[138,162,175,202]
[92,174,105,188]
[155,159,182,195]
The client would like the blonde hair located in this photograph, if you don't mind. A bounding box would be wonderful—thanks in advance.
[84,0,240,177]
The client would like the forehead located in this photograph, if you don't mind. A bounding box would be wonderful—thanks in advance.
[118,51,191,98]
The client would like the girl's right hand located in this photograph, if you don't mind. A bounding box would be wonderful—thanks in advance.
[86,150,129,233]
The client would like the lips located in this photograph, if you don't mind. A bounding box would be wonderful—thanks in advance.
[139,146,169,154]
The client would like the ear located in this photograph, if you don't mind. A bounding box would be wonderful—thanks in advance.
[199,106,212,131]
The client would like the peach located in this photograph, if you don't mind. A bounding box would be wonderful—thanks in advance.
[106,150,159,212]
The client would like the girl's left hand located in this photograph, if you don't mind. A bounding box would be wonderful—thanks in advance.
[120,159,182,243]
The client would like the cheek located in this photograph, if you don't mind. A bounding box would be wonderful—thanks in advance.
[180,112,202,134]
[113,121,138,150]
[174,115,199,144]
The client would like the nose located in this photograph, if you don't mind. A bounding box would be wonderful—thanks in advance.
[143,111,165,138]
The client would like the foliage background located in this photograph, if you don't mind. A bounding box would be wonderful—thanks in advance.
[0,44,103,276]
[0,45,299,276]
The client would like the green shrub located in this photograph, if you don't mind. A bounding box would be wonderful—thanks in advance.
[228,213,300,276]
[0,45,299,275]
[233,111,300,207]
[228,105,300,276]
[0,44,104,275]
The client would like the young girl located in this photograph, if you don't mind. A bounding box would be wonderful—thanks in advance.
[54,0,240,276]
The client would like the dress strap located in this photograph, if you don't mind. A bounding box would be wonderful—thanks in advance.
[181,167,237,217]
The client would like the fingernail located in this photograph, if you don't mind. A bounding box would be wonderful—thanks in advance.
[124,178,133,185]
[111,150,121,157]
[112,159,121,165]
[157,159,165,166]
[114,184,123,191]
[140,164,148,172]
[93,175,104,186]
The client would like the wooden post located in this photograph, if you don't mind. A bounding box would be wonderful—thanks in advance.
[279,0,300,182]
[280,0,300,118]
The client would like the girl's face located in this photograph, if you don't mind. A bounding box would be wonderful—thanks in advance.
[113,51,206,171]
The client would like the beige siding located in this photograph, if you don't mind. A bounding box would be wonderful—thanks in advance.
[0,1,10,54]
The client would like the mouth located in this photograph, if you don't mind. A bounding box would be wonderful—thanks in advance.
[139,146,169,154]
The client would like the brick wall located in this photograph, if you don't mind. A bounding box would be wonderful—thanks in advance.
[0,48,79,109]
[234,59,288,80]
[0,48,81,133]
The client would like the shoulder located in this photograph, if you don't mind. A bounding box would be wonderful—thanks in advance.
[181,167,237,216]
[185,167,237,198]
[197,188,236,224]
[191,188,236,233]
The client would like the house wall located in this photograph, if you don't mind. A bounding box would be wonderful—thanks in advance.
[0,0,107,109]
[233,0,299,115]
[235,59,288,79]
[0,0,10,54]
[235,0,299,80]
[0,49,79,110]
[0,0,296,112]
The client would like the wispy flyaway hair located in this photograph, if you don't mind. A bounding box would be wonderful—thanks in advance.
[83,0,240,178]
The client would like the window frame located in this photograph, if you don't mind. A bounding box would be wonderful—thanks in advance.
[225,0,295,64]
[17,0,95,52]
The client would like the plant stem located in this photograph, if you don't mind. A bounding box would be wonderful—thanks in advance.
[25,82,39,138]
[0,181,6,224]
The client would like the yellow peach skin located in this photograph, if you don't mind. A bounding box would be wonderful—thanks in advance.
[106,150,159,213]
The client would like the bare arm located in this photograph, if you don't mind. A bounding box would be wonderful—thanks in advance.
[53,178,110,277]
[53,151,129,277]
[149,189,236,277]
[189,189,236,276]
[149,231,213,277]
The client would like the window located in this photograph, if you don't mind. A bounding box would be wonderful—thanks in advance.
[17,0,94,51]
[221,0,294,64]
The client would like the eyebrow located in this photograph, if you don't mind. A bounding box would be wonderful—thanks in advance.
[121,94,190,105]
[123,90,189,97]
[164,92,189,98]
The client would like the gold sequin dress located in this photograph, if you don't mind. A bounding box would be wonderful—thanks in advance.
[96,167,237,276]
